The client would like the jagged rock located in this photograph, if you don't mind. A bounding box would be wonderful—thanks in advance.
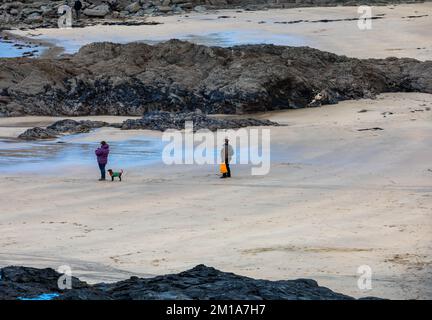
[157,5,173,13]
[84,4,110,17]
[1,40,431,117]
[0,264,379,300]
[120,111,280,131]
[17,114,278,139]
[46,119,109,132]
[24,12,43,23]
[17,127,58,140]
[0,266,88,300]
[18,119,110,140]
[125,1,141,13]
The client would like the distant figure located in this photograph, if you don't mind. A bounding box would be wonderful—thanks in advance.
[95,141,110,181]
[73,0,82,20]
[220,138,233,178]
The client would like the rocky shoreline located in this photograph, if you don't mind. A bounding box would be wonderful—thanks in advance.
[1,40,431,117]
[0,264,381,300]
[17,112,280,140]
[0,1,428,30]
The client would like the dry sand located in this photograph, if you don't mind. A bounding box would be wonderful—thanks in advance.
[0,92,431,299]
[10,3,432,60]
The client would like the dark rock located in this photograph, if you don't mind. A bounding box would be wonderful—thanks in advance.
[17,127,58,140]
[18,119,110,140]
[120,111,280,131]
[1,40,431,117]
[357,127,384,131]
[0,266,88,300]
[17,113,277,139]
[46,119,109,133]
[0,264,380,300]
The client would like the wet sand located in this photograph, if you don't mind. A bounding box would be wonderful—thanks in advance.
[0,92,431,299]
[10,3,432,60]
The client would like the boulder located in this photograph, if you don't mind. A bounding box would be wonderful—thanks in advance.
[18,119,111,140]
[18,127,58,140]
[83,4,110,17]
[24,12,43,23]
[125,1,141,13]
[157,6,173,13]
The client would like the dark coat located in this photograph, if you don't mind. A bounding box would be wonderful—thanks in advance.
[74,1,83,11]
[95,144,109,164]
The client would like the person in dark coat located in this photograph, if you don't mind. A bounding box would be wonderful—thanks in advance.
[95,141,110,181]
[73,0,83,20]
[220,138,233,178]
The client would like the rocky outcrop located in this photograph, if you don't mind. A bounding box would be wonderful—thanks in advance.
[0,264,379,300]
[1,40,431,117]
[17,112,279,139]
[18,119,109,140]
[0,1,428,30]
[17,126,58,140]
[120,111,279,131]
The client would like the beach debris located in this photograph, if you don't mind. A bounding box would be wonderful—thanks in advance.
[358,109,368,113]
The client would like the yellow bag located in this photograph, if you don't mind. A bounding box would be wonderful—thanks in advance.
[220,163,228,174]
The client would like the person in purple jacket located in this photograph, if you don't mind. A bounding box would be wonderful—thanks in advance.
[95,141,109,181]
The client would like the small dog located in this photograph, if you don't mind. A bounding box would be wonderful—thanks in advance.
[107,169,123,181]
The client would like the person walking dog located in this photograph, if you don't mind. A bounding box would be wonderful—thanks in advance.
[95,141,110,181]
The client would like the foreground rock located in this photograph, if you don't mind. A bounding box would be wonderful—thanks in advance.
[18,119,109,140]
[0,264,379,300]
[120,111,279,131]
[1,40,431,117]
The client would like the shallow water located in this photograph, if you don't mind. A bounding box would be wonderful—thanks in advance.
[0,38,45,58]
[0,133,164,173]
[0,129,264,174]
[174,30,306,48]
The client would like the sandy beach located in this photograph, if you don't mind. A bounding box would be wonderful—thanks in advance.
[10,3,432,60]
[0,92,431,299]
[1,0,432,300]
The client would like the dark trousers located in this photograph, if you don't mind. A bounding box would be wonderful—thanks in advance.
[98,163,106,180]
[223,161,231,177]
[75,9,80,20]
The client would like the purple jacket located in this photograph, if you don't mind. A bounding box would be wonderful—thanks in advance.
[95,144,109,164]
